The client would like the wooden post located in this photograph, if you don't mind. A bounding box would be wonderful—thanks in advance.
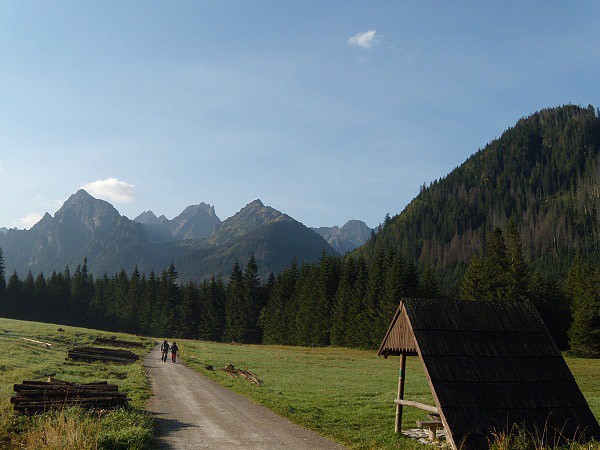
[395,353,407,433]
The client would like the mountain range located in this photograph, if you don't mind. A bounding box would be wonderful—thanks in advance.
[0,191,370,281]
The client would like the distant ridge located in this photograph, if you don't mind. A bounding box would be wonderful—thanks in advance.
[0,191,335,282]
[312,220,372,254]
[134,203,221,243]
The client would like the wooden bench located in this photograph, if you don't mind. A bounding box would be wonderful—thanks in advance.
[416,419,443,442]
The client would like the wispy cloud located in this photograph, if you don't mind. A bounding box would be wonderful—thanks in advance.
[81,177,135,203]
[348,30,377,49]
[15,212,43,230]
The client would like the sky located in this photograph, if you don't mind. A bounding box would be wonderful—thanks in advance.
[1,1,599,230]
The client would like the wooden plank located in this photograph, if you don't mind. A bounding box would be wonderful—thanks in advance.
[393,399,439,414]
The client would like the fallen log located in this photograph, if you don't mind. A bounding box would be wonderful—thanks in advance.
[21,337,53,347]
[221,364,263,386]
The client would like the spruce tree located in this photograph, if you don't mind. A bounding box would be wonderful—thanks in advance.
[225,261,244,342]
[505,219,529,302]
[460,254,484,301]
[567,260,600,357]
[242,254,262,343]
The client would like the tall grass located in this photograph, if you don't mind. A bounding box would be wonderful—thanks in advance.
[0,318,154,450]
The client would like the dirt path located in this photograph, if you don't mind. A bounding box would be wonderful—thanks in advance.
[143,344,347,449]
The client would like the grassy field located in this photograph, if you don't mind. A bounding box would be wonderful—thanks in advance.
[0,317,154,449]
[0,318,598,450]
[181,340,600,450]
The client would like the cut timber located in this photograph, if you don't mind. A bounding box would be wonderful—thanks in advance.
[21,337,53,347]
[67,347,139,364]
[221,364,263,386]
[93,337,145,348]
[11,379,130,415]
[394,399,439,414]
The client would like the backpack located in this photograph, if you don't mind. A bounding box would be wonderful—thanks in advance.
[161,342,169,352]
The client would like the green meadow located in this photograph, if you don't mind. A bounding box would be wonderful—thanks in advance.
[181,340,600,450]
[0,317,154,450]
[0,317,598,449]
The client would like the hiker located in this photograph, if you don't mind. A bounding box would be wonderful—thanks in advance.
[171,341,179,363]
[160,340,170,363]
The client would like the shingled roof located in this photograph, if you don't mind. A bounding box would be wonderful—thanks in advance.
[378,298,600,450]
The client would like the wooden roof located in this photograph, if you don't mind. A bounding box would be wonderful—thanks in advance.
[378,298,600,450]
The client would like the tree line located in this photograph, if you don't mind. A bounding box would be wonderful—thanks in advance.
[0,226,598,357]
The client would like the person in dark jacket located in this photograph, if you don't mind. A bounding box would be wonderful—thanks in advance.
[160,340,170,363]
[171,341,179,363]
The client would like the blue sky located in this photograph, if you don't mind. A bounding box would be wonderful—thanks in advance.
[1,1,599,229]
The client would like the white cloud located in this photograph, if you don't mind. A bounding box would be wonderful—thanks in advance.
[15,212,43,230]
[348,30,377,49]
[81,177,135,203]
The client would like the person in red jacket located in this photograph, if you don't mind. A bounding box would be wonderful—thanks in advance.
[171,341,179,363]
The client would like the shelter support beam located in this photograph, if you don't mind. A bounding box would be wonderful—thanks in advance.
[393,399,439,414]
[395,353,407,433]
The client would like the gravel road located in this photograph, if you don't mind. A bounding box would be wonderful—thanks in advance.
[143,344,347,449]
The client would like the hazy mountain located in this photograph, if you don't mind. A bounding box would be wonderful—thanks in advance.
[355,105,600,287]
[0,190,175,276]
[313,220,372,254]
[1,191,334,282]
[205,200,288,246]
[134,203,221,243]
[0,227,7,234]
[177,200,337,280]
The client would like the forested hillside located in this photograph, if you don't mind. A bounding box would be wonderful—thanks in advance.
[357,105,600,290]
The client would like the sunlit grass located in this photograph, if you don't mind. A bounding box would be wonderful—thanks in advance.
[0,317,154,450]
[181,340,600,450]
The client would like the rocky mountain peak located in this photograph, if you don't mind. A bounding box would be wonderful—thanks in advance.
[134,210,161,225]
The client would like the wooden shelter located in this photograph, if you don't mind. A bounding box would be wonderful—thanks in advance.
[378,298,600,450]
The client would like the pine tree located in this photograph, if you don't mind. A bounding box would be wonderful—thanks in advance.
[419,263,443,299]
[330,258,356,346]
[505,219,529,302]
[460,254,484,301]
[567,260,600,357]
[225,261,244,342]
[482,228,509,301]
[242,254,262,343]
[180,282,200,339]
[158,263,181,338]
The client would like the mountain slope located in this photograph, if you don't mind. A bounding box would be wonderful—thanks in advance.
[177,218,337,281]
[356,105,600,286]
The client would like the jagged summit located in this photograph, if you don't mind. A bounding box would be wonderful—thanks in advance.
[312,219,373,254]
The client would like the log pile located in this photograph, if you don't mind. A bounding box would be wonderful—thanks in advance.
[67,347,139,364]
[221,363,263,386]
[11,379,130,414]
[93,337,145,348]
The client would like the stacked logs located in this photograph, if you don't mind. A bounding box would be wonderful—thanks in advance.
[11,379,130,414]
[67,347,139,364]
